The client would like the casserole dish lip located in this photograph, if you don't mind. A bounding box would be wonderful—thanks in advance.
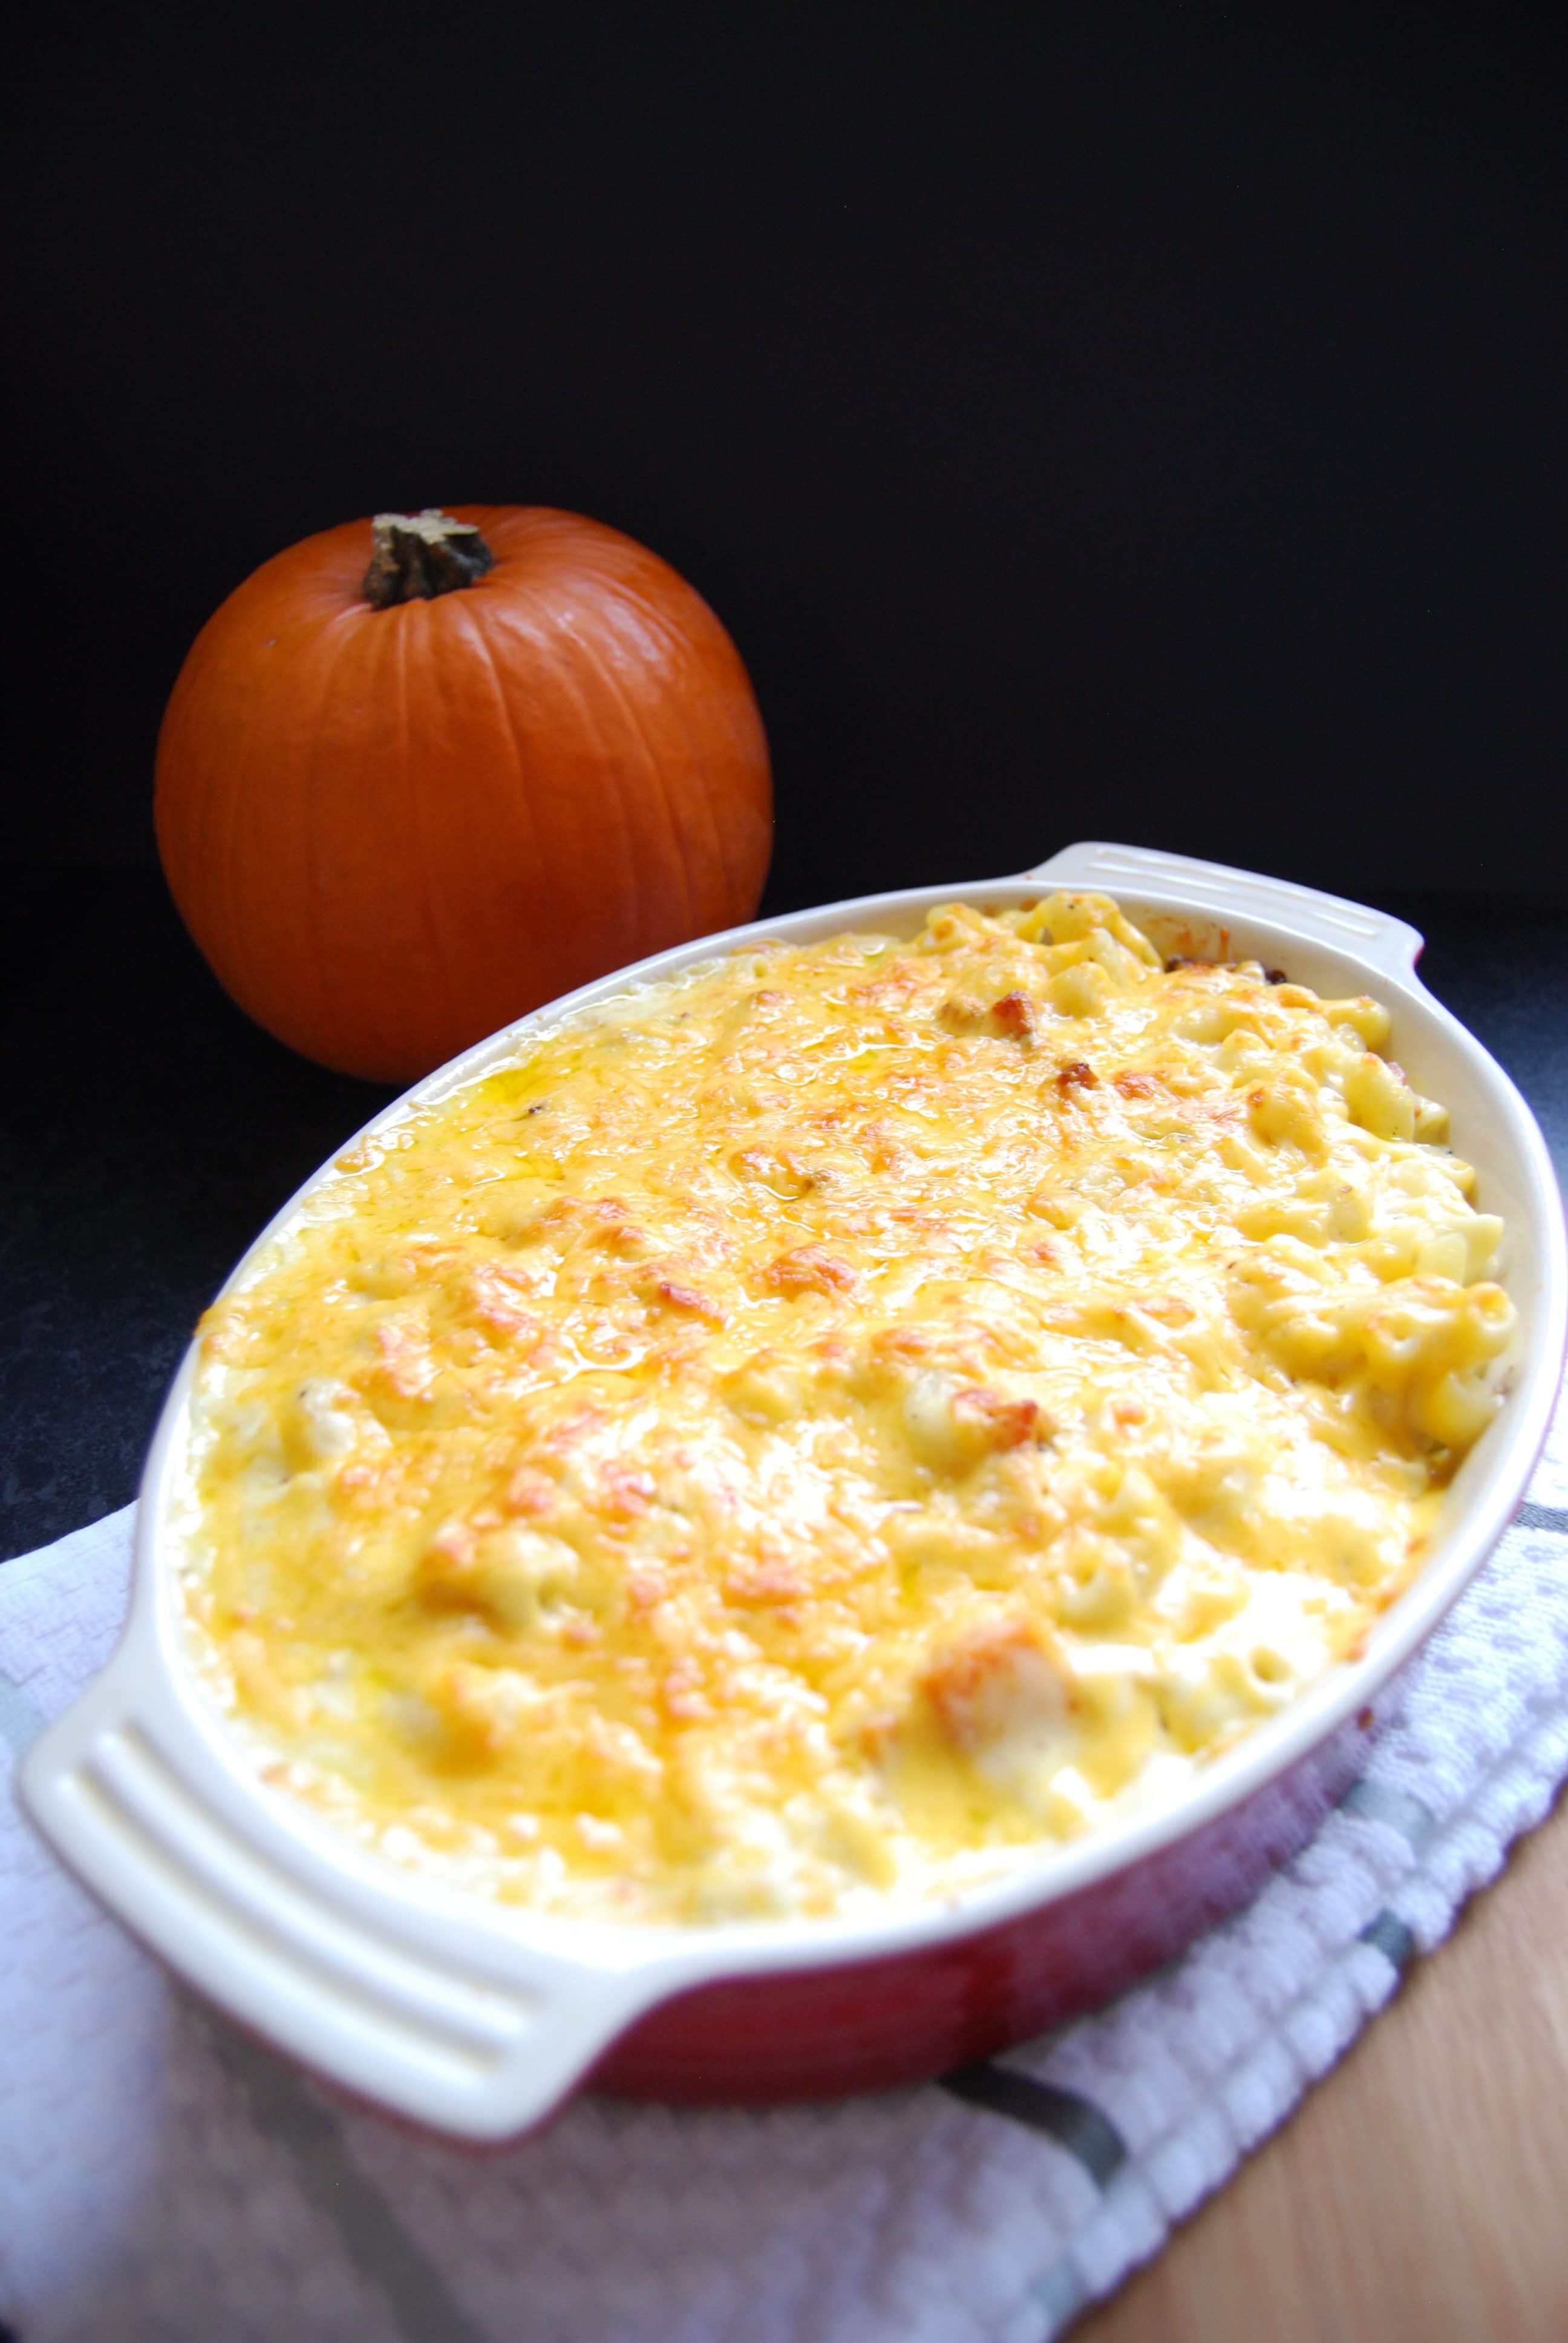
[22,841,1567,2133]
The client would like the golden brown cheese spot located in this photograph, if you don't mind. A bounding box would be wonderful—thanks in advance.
[649,1277,724,1322]
[939,985,1040,1043]
[989,991,1037,1041]
[923,1620,1071,1769]
[764,1244,858,1297]
[185,888,1512,1925]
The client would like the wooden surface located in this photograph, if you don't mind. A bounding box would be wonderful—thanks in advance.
[1079,1779,1568,2342]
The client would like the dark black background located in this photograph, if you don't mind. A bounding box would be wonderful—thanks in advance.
[6,3,1566,905]
[4,5,1566,1561]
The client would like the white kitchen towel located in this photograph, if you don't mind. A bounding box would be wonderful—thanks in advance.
[2,1369,1567,2343]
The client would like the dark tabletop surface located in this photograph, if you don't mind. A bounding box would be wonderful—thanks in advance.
[2,868,1564,1566]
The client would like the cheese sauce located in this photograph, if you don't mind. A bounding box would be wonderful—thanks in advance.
[184,893,1512,1922]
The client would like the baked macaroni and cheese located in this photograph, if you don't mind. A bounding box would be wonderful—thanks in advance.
[183,891,1512,1924]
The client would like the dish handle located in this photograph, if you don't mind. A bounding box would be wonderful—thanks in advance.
[1022,841,1425,981]
[21,1635,666,2140]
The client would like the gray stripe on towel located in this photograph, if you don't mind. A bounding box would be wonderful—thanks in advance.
[204,2014,485,2343]
[944,2062,1128,2186]
[1359,1909,1417,1971]
[1027,2253,1088,2337]
[1515,1499,1568,1536]
[1336,1777,1435,1850]
[0,1669,44,1757]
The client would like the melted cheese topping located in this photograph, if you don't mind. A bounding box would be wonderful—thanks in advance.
[185,893,1512,1924]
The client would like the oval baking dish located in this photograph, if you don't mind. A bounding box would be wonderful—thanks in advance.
[22,842,1567,2138]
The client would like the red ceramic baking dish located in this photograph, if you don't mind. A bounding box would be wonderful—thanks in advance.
[22,842,1567,2137]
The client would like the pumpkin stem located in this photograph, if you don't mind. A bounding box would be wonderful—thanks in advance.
[362,510,496,607]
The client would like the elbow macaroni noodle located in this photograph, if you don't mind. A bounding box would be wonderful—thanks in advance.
[183,893,1513,1923]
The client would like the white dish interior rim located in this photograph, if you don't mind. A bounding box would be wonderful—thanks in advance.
[24,841,1567,2119]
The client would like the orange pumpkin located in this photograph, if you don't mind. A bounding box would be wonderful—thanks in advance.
[155,506,773,1081]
